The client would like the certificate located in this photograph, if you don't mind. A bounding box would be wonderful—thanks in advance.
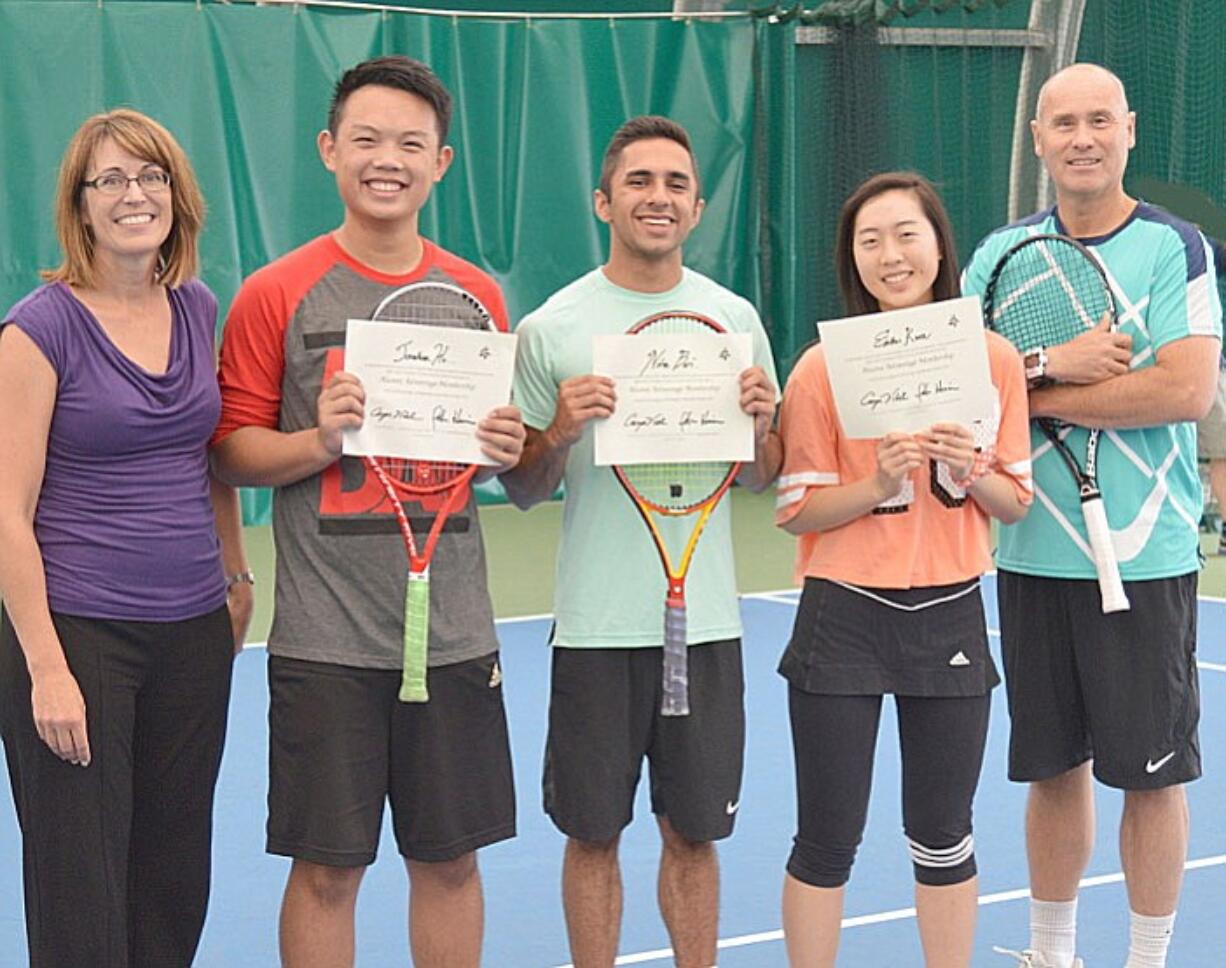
[341,319,517,465]
[592,331,754,466]
[817,295,995,439]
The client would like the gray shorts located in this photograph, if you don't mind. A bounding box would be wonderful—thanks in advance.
[1197,367,1226,459]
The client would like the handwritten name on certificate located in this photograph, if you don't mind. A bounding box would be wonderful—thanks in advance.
[592,331,754,466]
[817,295,995,439]
[342,320,517,465]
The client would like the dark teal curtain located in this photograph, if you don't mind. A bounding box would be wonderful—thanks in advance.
[0,1,759,522]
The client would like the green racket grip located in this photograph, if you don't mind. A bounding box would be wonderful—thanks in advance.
[398,573,430,703]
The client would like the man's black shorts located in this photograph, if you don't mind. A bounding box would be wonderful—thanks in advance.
[997,570,1201,790]
[544,639,744,844]
[267,652,515,865]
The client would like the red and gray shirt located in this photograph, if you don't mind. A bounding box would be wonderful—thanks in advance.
[215,234,506,669]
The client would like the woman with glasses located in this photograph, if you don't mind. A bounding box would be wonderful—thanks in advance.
[0,109,250,967]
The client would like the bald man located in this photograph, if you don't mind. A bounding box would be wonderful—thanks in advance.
[963,64,1222,968]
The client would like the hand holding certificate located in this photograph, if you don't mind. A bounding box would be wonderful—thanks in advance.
[817,295,995,439]
[592,326,754,466]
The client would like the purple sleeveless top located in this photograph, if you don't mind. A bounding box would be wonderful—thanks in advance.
[3,281,228,621]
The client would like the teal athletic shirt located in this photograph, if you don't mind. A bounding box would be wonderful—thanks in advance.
[962,203,1222,580]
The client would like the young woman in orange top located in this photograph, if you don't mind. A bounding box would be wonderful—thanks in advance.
[775,172,1033,967]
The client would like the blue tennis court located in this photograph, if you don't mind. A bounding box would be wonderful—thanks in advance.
[2,577,1225,966]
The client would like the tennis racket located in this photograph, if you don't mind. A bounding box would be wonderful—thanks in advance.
[365,280,496,701]
[981,233,1130,613]
[612,310,743,716]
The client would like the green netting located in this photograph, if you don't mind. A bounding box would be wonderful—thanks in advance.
[758,2,1026,374]
[761,0,1225,377]
[1080,0,1226,241]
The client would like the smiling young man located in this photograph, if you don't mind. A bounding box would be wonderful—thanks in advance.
[211,56,524,968]
[962,64,1222,968]
[503,115,782,968]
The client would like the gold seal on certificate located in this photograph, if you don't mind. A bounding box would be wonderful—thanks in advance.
[592,330,754,466]
[817,295,995,439]
[341,319,518,465]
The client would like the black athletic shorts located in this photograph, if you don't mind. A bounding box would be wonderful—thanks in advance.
[267,652,515,865]
[544,640,744,844]
[998,570,1201,790]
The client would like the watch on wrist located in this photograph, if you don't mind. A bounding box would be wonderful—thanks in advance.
[1023,346,1052,388]
[226,569,256,590]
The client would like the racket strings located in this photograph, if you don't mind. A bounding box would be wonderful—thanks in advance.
[372,284,492,331]
[622,461,733,512]
[378,457,469,491]
[987,238,1112,350]
[364,457,419,556]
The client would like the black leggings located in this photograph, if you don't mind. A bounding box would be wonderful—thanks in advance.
[786,687,990,888]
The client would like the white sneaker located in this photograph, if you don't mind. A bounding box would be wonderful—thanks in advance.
[992,947,1084,968]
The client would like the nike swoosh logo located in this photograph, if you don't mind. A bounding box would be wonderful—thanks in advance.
[1145,752,1176,774]
[725,800,740,815]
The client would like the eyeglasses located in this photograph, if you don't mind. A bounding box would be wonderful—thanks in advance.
[80,170,172,195]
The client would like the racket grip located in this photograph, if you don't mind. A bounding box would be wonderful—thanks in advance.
[660,603,690,717]
[1081,496,1130,614]
[399,574,430,703]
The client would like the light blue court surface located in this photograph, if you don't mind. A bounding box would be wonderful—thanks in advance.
[2,579,1226,966]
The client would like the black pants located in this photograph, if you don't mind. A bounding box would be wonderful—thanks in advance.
[0,606,233,968]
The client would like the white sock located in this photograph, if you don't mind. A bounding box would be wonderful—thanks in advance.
[1029,897,1078,968]
[1126,910,1176,967]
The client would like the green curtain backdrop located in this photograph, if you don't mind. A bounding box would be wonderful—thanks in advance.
[0,1,759,523]
[2,1,1223,525]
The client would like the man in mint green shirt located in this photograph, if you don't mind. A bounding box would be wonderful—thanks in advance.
[504,115,781,968]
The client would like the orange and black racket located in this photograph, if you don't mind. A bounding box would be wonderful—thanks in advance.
[612,310,742,716]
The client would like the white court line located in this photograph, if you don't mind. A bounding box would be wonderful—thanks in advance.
[553,853,1226,967]
[746,591,802,606]
[493,610,555,625]
[240,592,807,650]
[742,588,802,600]
[239,591,1226,653]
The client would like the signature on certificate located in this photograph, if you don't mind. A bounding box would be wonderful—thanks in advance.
[640,347,697,376]
[393,340,451,366]
[679,410,726,431]
[860,378,961,412]
[367,404,477,431]
[873,325,932,349]
[370,405,423,425]
[624,412,669,432]
[431,405,477,428]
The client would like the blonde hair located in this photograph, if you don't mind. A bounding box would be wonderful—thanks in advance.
[42,108,205,289]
